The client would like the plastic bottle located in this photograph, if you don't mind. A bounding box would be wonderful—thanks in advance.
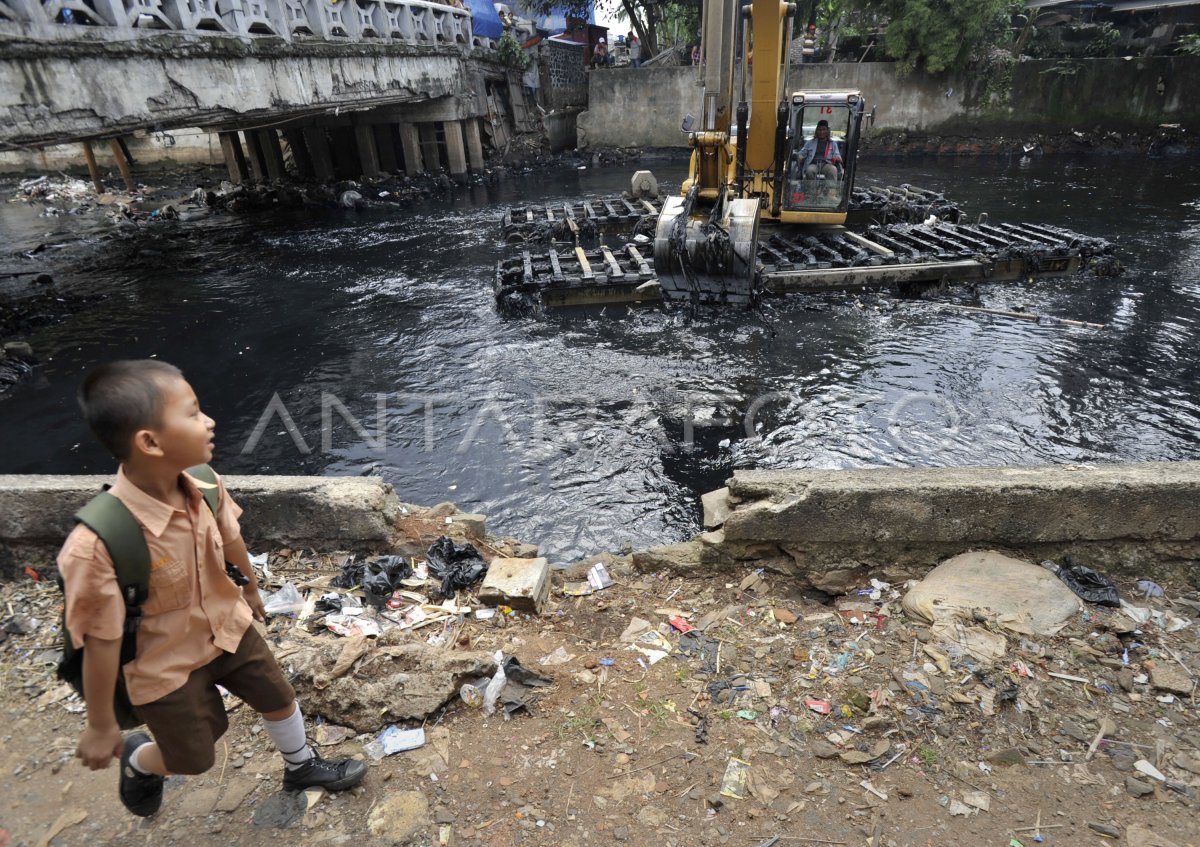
[459,678,487,708]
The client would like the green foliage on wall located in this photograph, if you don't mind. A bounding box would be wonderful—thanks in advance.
[498,33,531,70]
[851,0,1012,75]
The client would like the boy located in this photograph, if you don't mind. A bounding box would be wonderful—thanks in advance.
[59,359,366,817]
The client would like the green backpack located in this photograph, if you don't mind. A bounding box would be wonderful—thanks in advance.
[57,464,224,729]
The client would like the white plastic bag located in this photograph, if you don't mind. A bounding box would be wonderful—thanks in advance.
[262,582,304,616]
[482,650,507,716]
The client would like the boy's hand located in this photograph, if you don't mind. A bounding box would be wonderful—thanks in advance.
[243,585,267,622]
[77,723,123,770]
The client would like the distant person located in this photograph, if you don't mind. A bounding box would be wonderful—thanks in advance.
[61,360,368,817]
[628,34,641,67]
[691,43,701,65]
[590,37,611,68]
[798,119,842,179]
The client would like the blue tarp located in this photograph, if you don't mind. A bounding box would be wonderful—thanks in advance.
[535,1,594,33]
[465,0,505,38]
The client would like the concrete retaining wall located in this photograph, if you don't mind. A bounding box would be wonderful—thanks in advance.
[634,462,1200,590]
[0,127,222,174]
[0,474,400,575]
[578,57,1200,149]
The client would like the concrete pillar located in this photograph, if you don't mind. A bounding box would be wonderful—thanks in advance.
[418,123,441,173]
[81,140,104,193]
[353,122,380,178]
[218,131,249,185]
[257,130,286,181]
[243,131,268,182]
[302,127,335,182]
[462,118,485,173]
[443,120,468,182]
[398,122,423,175]
[108,138,136,192]
[282,129,313,178]
[373,125,398,173]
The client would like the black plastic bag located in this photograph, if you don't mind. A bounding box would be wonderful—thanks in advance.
[425,536,487,598]
[331,555,413,607]
[1044,559,1121,607]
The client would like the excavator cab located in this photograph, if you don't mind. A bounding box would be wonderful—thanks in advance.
[781,91,865,218]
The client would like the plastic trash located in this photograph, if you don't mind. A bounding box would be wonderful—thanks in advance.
[331,554,413,608]
[425,536,487,599]
[262,583,304,616]
[459,679,488,708]
[719,757,750,799]
[364,725,425,759]
[1137,579,1165,599]
[1040,559,1120,607]
[482,650,508,716]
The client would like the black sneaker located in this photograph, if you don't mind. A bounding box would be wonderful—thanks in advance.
[282,753,368,793]
[119,732,164,817]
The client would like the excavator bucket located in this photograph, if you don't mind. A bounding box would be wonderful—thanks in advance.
[652,194,761,305]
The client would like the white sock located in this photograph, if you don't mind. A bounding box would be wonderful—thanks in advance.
[262,704,314,770]
[129,742,154,775]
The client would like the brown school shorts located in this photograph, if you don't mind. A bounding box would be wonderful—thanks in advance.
[137,626,295,774]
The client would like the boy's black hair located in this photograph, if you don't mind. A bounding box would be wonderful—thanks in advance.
[78,360,183,461]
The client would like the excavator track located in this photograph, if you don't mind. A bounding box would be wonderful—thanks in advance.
[493,219,1120,311]
[498,184,964,246]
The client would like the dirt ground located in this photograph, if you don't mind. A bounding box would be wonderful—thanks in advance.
[3,535,1200,847]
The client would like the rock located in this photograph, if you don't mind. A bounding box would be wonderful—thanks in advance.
[809,739,840,759]
[1111,752,1137,772]
[446,512,487,537]
[1118,667,1135,692]
[772,608,797,625]
[434,808,455,824]
[3,342,35,362]
[632,539,728,574]
[284,629,496,732]
[1060,720,1092,744]
[1173,754,1200,775]
[702,487,732,529]
[478,557,550,614]
[367,790,429,840]
[1087,822,1121,838]
[215,777,259,812]
[175,786,221,817]
[985,748,1026,767]
[1151,664,1192,695]
[840,740,889,765]
[636,806,668,828]
[1125,777,1155,798]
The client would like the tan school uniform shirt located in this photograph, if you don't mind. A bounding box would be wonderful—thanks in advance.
[58,467,254,705]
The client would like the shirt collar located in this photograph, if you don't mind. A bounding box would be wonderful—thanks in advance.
[109,466,203,538]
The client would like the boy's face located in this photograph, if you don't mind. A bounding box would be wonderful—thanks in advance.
[136,377,216,468]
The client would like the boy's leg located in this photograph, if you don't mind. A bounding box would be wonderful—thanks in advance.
[216,627,367,792]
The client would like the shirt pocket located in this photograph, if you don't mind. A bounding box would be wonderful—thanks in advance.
[143,557,193,614]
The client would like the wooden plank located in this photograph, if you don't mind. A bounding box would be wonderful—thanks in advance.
[522,251,533,285]
[575,247,594,280]
[625,245,651,277]
[841,230,895,259]
[548,250,563,282]
[600,246,623,279]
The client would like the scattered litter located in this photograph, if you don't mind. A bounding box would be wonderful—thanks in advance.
[719,757,750,799]
[425,537,487,599]
[262,583,304,617]
[1137,579,1165,599]
[364,725,426,759]
[1042,558,1121,607]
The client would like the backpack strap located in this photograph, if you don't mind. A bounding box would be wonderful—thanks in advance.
[185,463,220,518]
[75,492,150,609]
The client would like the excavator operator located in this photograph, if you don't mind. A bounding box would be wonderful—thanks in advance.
[798,119,843,180]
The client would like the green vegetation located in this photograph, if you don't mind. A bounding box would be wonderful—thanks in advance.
[1179,33,1200,57]
[848,0,1012,75]
[497,32,531,70]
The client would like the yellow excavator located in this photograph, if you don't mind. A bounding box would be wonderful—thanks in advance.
[653,0,866,303]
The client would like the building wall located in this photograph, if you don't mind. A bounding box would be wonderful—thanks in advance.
[578,57,1200,148]
[544,39,587,111]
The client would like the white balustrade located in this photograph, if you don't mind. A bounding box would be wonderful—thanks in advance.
[5,0,474,48]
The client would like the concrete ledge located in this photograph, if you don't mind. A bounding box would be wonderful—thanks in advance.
[636,463,1200,589]
[0,474,400,574]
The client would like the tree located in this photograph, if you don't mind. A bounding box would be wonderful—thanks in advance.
[848,0,1012,74]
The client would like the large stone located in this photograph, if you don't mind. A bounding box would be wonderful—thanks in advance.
[280,629,496,733]
[702,487,732,529]
[367,790,429,840]
[1150,663,1193,695]
[1127,823,1181,847]
[478,556,550,614]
